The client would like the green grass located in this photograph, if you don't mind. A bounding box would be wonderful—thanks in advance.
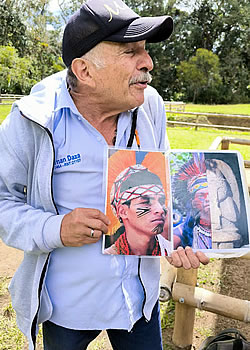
[0,105,11,124]
[1,103,250,125]
[167,127,250,160]
[185,103,250,115]
[160,299,175,330]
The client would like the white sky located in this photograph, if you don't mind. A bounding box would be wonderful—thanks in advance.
[48,0,60,12]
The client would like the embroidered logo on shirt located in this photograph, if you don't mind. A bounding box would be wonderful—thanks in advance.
[55,153,81,169]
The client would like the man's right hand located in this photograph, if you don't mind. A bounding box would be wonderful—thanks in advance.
[60,208,110,247]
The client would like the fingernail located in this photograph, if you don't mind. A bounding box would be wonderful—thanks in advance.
[177,246,184,251]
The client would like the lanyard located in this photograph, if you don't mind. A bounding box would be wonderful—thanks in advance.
[126,108,140,149]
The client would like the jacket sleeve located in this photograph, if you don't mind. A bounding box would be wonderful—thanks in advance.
[0,110,64,255]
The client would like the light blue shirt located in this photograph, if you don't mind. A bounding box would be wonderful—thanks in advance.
[45,81,168,330]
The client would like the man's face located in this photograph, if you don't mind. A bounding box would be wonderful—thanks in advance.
[91,40,153,111]
[120,193,167,236]
[192,188,211,223]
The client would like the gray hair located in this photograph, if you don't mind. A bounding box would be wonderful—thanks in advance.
[66,43,107,90]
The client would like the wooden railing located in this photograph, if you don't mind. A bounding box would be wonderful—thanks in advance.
[209,136,250,168]
[164,101,186,112]
[160,255,250,348]
[165,110,250,132]
[0,94,24,105]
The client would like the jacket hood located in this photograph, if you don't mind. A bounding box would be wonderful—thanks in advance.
[13,70,67,129]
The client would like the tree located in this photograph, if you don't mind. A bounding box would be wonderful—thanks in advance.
[0,46,35,94]
[177,48,222,103]
[0,0,28,56]
[0,44,64,94]
[175,0,250,102]
[57,0,84,23]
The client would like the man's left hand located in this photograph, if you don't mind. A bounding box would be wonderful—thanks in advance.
[166,246,209,269]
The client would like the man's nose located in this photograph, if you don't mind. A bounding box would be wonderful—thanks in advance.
[204,192,209,200]
[152,201,165,214]
[204,194,210,202]
[137,49,154,72]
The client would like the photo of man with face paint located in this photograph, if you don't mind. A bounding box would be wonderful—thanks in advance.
[104,151,171,256]
[171,151,250,251]
[172,153,212,250]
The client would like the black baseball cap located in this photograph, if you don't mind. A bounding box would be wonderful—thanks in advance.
[62,0,174,67]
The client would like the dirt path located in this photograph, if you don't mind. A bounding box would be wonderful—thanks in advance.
[0,240,23,277]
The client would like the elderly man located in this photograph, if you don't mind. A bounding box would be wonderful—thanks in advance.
[104,164,171,256]
[0,1,209,349]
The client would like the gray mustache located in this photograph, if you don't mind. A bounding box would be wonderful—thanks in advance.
[129,72,152,85]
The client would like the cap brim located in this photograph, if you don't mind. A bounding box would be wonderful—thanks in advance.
[105,16,173,43]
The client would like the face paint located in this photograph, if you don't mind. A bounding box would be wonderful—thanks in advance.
[152,224,163,234]
[136,207,151,218]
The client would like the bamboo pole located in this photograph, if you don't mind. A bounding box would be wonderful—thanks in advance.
[172,282,250,323]
[209,137,250,150]
[159,258,177,302]
[209,136,223,150]
[172,268,198,348]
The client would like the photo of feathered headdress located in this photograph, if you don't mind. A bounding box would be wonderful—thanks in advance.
[106,149,169,235]
[173,152,208,210]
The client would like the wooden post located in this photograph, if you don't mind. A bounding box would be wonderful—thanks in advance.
[195,114,199,131]
[172,282,250,322]
[221,139,230,150]
[160,258,177,302]
[172,268,198,348]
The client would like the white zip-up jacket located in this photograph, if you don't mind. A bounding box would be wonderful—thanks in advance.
[0,70,169,349]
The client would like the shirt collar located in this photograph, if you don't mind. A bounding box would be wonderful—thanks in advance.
[54,79,81,116]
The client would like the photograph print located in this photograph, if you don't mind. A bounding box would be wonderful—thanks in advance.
[103,148,172,256]
[170,151,250,254]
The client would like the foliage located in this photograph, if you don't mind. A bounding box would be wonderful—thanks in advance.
[177,49,222,103]
[0,0,64,93]
[0,43,64,94]
[57,0,85,23]
[0,0,249,102]
[0,0,28,56]
[127,0,250,103]
[0,46,36,94]
[175,0,250,103]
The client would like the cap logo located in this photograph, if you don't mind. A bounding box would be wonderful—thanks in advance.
[104,1,127,22]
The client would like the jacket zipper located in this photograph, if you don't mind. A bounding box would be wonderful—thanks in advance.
[31,126,58,347]
[21,113,58,347]
[138,257,147,321]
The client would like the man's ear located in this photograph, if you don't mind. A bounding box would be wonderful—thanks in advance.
[71,58,93,86]
[117,205,128,220]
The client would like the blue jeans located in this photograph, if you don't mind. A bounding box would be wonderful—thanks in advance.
[42,302,163,350]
